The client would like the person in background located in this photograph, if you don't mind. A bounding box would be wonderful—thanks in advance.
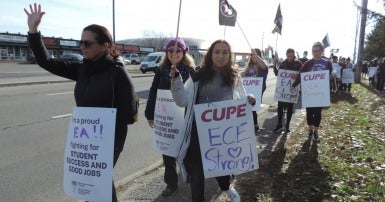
[368,59,378,87]
[240,48,268,131]
[299,50,309,64]
[273,48,302,133]
[331,55,342,93]
[170,39,257,202]
[338,57,346,91]
[291,42,332,142]
[341,57,353,93]
[376,58,385,91]
[144,37,195,196]
[24,4,137,201]
[361,61,368,79]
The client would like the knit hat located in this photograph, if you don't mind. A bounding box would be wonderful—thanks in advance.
[165,37,188,53]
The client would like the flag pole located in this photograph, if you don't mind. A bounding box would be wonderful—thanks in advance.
[171,0,183,65]
[275,33,278,56]
[224,26,227,40]
[236,21,253,51]
[175,0,183,39]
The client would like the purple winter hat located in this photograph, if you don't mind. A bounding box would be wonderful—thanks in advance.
[165,37,188,53]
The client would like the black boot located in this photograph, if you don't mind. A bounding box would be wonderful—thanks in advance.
[285,123,290,133]
[274,124,282,132]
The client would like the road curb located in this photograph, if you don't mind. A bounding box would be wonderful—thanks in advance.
[0,73,154,87]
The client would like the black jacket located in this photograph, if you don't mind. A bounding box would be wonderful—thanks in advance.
[28,32,137,158]
[145,64,191,120]
[274,59,303,76]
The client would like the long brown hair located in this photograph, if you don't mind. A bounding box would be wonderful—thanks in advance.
[246,48,263,67]
[199,40,238,86]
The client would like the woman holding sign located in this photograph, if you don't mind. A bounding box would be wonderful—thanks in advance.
[170,40,256,202]
[291,42,332,142]
[24,4,137,201]
[273,48,302,133]
[145,37,195,196]
[240,48,268,131]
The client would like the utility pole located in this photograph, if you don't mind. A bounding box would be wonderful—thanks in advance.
[353,7,360,63]
[356,0,368,83]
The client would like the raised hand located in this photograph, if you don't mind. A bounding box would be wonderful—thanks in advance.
[24,3,45,33]
[169,64,180,78]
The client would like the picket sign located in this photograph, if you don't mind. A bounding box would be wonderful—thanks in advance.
[301,70,331,108]
[274,69,300,103]
[63,107,116,202]
[193,99,259,178]
[152,89,186,157]
[368,66,378,78]
[241,77,263,111]
[342,69,354,84]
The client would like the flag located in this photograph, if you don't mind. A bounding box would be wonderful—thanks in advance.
[219,0,237,26]
[330,48,339,53]
[272,4,282,35]
[322,33,330,48]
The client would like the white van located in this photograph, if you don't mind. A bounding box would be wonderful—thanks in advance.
[122,53,141,64]
[139,52,165,73]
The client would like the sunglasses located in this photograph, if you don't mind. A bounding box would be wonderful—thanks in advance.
[312,49,322,53]
[79,40,99,48]
[167,48,183,53]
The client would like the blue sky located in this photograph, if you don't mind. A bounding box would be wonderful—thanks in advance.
[1,0,384,59]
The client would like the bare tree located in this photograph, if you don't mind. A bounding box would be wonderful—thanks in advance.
[138,30,172,51]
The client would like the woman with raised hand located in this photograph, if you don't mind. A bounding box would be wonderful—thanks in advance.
[145,37,195,196]
[24,3,137,201]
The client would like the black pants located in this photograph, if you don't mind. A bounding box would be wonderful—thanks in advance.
[277,101,294,126]
[163,155,178,190]
[252,111,258,125]
[112,150,121,202]
[186,121,231,202]
[306,107,323,127]
[376,76,385,91]
[342,83,352,92]
[252,88,265,126]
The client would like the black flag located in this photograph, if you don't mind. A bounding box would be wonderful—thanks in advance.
[272,4,282,35]
[219,0,237,26]
[322,33,330,48]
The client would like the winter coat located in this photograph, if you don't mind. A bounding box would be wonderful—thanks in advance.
[28,32,137,158]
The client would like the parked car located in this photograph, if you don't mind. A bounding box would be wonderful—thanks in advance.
[60,53,84,63]
[120,57,131,65]
[234,59,246,67]
[122,53,140,65]
[139,52,165,73]
[28,54,54,64]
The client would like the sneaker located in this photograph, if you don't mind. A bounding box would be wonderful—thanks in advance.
[273,124,282,132]
[307,130,313,138]
[227,186,240,202]
[313,131,320,142]
[161,186,177,197]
